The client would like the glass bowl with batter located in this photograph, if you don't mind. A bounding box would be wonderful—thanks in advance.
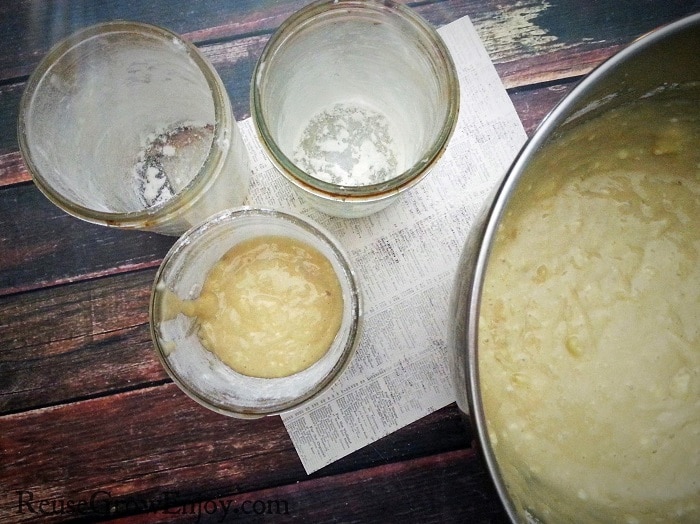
[150,207,362,417]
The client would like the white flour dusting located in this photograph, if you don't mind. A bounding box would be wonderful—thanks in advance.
[293,103,399,186]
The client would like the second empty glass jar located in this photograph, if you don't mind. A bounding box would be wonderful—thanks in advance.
[251,0,460,218]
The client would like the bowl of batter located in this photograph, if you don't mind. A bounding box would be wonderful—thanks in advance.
[450,13,700,523]
[150,207,362,417]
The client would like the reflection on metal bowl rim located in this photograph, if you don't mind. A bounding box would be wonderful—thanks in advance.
[449,12,700,524]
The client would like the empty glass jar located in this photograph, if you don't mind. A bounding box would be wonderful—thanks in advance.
[19,21,251,235]
[251,0,460,218]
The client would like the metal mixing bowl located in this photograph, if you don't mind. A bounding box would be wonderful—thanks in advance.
[449,12,700,522]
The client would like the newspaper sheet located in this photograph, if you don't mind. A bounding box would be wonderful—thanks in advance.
[238,15,527,474]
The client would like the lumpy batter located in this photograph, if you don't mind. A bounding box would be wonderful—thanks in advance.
[479,86,700,523]
[170,235,344,378]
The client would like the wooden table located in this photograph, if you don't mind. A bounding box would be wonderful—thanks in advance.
[1,1,698,522]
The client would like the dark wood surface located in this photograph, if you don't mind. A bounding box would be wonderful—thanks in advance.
[1,1,698,522]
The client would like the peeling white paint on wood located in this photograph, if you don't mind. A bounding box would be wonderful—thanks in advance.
[473,0,568,62]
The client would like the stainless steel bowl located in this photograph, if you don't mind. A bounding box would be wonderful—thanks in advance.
[449,12,700,523]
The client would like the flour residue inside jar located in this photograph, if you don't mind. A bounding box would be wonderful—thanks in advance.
[132,121,214,207]
[293,102,401,186]
[164,235,344,379]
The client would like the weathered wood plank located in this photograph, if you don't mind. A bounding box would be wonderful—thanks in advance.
[0,269,167,413]
[0,183,175,296]
[0,388,472,522]
[0,0,316,82]
[0,152,25,186]
[3,0,696,85]
[510,81,576,135]
[104,449,505,524]
[496,45,623,88]
[0,323,165,413]
[432,0,699,85]
[0,269,151,352]
[0,383,297,523]
[0,81,23,156]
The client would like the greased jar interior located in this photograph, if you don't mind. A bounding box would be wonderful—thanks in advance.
[251,0,459,217]
[19,21,250,234]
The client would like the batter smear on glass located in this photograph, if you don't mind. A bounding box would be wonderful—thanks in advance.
[133,122,214,207]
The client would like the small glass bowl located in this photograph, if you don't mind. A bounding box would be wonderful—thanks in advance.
[149,207,362,417]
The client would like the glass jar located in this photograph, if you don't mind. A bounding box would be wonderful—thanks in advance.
[150,207,362,417]
[251,0,460,218]
[18,21,250,235]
